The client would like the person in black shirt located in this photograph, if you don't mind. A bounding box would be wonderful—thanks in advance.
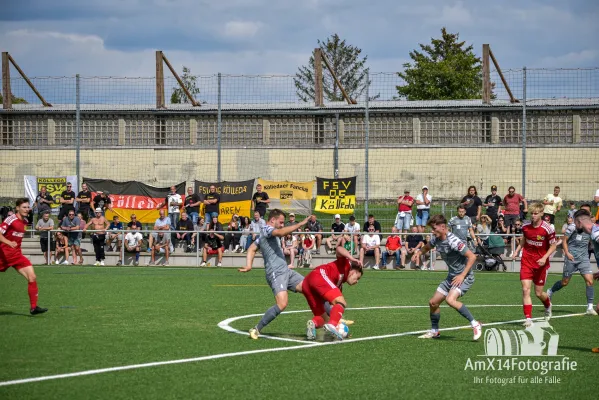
[76,182,93,221]
[325,214,346,254]
[483,185,503,231]
[35,186,55,220]
[127,214,143,231]
[184,187,201,226]
[252,184,270,218]
[200,230,224,267]
[175,212,194,250]
[203,185,220,227]
[405,226,425,269]
[363,214,382,239]
[58,182,76,221]
[92,191,112,215]
[461,185,482,224]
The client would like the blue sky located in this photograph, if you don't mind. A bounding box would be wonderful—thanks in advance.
[1,0,598,103]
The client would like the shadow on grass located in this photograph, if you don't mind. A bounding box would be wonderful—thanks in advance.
[0,310,30,317]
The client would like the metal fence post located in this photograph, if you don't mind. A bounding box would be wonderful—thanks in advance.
[522,67,527,198]
[217,73,222,183]
[47,230,51,265]
[334,113,339,178]
[364,71,370,221]
[76,74,81,189]
[121,229,125,265]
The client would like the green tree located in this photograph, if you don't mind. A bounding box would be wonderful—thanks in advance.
[396,28,484,100]
[0,93,28,104]
[170,66,200,104]
[295,34,377,103]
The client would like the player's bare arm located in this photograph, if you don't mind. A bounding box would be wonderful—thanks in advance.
[271,215,311,238]
[538,241,558,266]
[412,243,431,262]
[335,238,362,266]
[562,234,574,261]
[0,231,17,248]
[238,241,258,272]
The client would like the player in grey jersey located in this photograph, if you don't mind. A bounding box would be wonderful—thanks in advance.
[412,214,482,340]
[547,209,598,315]
[448,205,477,246]
[238,209,312,340]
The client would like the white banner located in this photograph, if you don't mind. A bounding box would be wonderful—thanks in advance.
[24,175,78,214]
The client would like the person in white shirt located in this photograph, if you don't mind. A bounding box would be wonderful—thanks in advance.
[157,186,182,230]
[359,226,381,269]
[123,230,143,266]
[344,215,361,252]
[542,186,562,225]
[415,186,432,233]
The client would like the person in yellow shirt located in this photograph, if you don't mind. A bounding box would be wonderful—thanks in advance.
[543,186,563,224]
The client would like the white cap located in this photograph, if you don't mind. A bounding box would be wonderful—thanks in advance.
[422,186,428,190]
[595,189,599,197]
[95,208,102,212]
[334,214,341,219]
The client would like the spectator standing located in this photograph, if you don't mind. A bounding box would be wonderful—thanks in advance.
[149,232,170,266]
[396,189,414,233]
[415,186,432,233]
[360,226,381,269]
[175,212,194,251]
[157,186,182,230]
[61,210,81,265]
[91,191,112,216]
[36,211,55,264]
[184,187,201,226]
[123,229,143,266]
[306,215,323,254]
[252,184,270,218]
[203,185,221,226]
[85,208,109,266]
[325,214,345,254]
[382,227,406,269]
[405,226,425,269]
[76,183,93,221]
[58,182,76,222]
[148,210,171,249]
[285,212,298,227]
[483,185,503,231]
[461,186,482,224]
[566,202,577,219]
[503,186,527,229]
[34,186,54,222]
[476,215,492,247]
[200,230,224,267]
[543,186,563,224]
[106,216,123,252]
[282,233,298,268]
[127,214,142,231]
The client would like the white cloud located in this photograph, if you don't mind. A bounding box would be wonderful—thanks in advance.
[223,21,263,38]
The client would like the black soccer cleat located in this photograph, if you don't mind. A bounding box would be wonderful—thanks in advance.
[30,306,48,315]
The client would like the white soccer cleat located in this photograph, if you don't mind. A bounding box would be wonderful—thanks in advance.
[94,261,100,266]
[100,261,105,266]
[544,306,552,321]
[62,261,70,265]
[372,265,380,270]
[200,262,207,267]
[249,327,260,340]
[306,320,317,340]
[472,321,482,341]
[323,323,344,340]
[217,262,222,267]
[586,308,598,316]
[418,330,440,339]
[523,318,534,328]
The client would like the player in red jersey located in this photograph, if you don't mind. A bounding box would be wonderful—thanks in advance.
[0,198,48,315]
[303,237,363,340]
[516,202,557,327]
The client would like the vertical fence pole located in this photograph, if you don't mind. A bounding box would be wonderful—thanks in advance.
[75,74,81,189]
[334,113,339,178]
[364,71,370,221]
[217,73,222,183]
[196,230,200,267]
[121,229,125,265]
[47,230,51,265]
[522,67,527,198]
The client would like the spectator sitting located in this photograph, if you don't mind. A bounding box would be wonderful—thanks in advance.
[175,212,194,251]
[300,228,316,268]
[123,228,143,266]
[238,216,252,253]
[562,216,574,234]
[148,210,171,250]
[476,215,492,247]
[382,227,406,269]
[224,214,240,253]
[247,211,265,251]
[495,215,509,245]
[200,229,224,267]
[282,233,298,269]
[106,216,123,252]
[191,217,206,250]
[285,212,297,227]
[306,215,323,254]
[343,215,361,253]
[127,214,142,231]
[509,219,524,257]
[405,226,425,269]
[149,232,170,266]
[360,226,381,270]
[36,210,55,264]
[325,214,345,254]
[54,231,70,265]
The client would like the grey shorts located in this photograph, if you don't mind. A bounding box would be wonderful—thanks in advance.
[563,259,593,278]
[266,269,304,296]
[437,275,475,297]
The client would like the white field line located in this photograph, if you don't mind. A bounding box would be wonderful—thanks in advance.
[0,306,586,388]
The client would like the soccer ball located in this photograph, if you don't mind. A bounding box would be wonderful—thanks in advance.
[337,322,349,339]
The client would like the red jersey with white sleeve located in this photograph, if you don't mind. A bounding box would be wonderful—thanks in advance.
[302,256,351,316]
[0,215,31,272]
[318,256,352,288]
[521,221,555,272]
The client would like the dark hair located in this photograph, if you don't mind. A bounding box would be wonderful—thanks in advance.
[467,185,478,196]
[350,262,363,274]
[427,214,447,227]
[267,208,285,221]
[15,198,29,207]
[508,186,516,191]
[554,186,560,190]
[349,215,356,221]
[580,203,592,211]
[368,214,374,218]
[457,205,466,211]
[573,209,591,219]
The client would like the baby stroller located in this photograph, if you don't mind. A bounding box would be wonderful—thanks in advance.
[475,235,507,272]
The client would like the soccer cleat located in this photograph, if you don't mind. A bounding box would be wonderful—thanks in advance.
[340,318,354,326]
[100,261,105,266]
[418,331,440,339]
[62,261,70,265]
[306,320,317,340]
[544,306,552,321]
[586,308,598,316]
[372,265,380,270]
[523,318,534,328]
[323,323,344,340]
[94,261,100,266]
[472,321,483,341]
[30,306,48,315]
[200,262,207,267]
[217,262,222,267]
[249,327,260,340]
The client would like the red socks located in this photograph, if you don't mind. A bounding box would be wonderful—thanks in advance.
[541,297,551,309]
[328,304,345,326]
[312,316,325,328]
[523,304,532,319]
[28,282,38,309]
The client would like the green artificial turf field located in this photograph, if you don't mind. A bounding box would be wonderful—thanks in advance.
[1,266,597,399]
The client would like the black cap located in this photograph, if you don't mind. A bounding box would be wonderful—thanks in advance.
[491,185,497,191]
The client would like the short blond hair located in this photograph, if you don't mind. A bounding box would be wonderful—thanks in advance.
[529,202,544,214]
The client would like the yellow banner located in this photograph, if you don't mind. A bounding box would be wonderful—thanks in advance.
[257,179,314,214]
[314,177,357,215]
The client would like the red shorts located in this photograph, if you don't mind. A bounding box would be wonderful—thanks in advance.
[302,269,342,317]
[0,249,32,272]
[520,260,550,286]
[206,247,224,255]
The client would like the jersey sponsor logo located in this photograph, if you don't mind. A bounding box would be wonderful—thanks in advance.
[536,235,545,241]
[526,239,543,247]
[457,242,465,251]
[11,232,25,238]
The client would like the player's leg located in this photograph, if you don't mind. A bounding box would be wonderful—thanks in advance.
[521,279,535,326]
[581,273,597,315]
[302,279,326,340]
[322,290,346,340]
[548,261,573,300]
[15,264,48,314]
[250,272,296,339]
[250,291,288,339]
[444,279,482,340]
[532,266,552,321]
[419,288,446,339]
